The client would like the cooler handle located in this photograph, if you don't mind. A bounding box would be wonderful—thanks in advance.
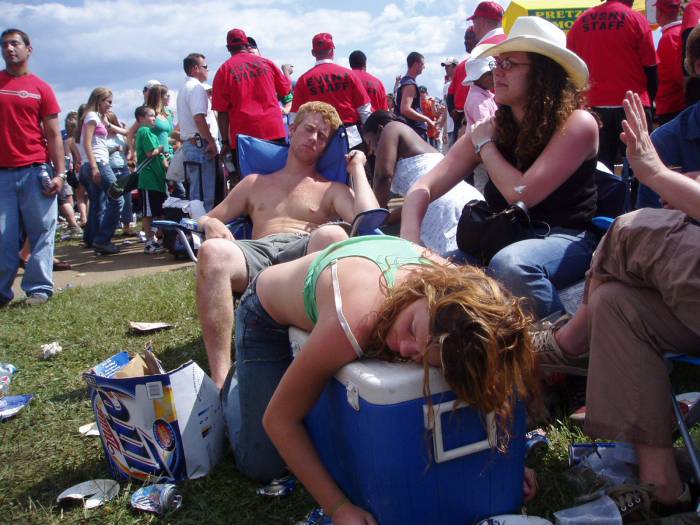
[423,401,496,463]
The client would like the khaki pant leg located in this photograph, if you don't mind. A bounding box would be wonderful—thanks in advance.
[587,209,700,335]
[584,281,700,447]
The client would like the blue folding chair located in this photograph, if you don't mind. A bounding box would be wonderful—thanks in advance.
[666,354,700,511]
[154,127,389,263]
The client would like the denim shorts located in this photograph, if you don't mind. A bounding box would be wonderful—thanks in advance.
[236,233,310,285]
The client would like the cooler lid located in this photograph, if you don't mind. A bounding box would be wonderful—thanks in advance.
[289,327,451,405]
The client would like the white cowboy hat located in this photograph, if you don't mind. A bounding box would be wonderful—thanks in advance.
[474,16,588,89]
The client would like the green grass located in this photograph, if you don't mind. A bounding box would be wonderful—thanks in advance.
[1,268,698,524]
[0,269,313,524]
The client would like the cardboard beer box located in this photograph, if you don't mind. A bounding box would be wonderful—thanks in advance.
[83,349,224,482]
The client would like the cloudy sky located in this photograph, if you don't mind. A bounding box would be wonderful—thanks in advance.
[1,0,497,125]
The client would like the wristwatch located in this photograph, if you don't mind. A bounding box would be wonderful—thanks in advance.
[55,172,67,180]
[474,137,493,155]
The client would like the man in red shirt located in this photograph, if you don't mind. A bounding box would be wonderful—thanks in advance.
[290,33,371,138]
[655,0,684,124]
[348,50,387,112]
[0,28,65,306]
[682,0,700,105]
[212,28,291,177]
[567,0,658,170]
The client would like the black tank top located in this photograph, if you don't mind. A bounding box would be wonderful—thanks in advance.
[484,154,598,230]
[395,75,427,134]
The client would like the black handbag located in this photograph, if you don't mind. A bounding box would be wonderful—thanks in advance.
[456,200,547,265]
[107,156,155,199]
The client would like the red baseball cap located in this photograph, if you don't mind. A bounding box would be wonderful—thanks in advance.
[227,28,248,47]
[653,0,681,13]
[467,1,505,22]
[312,33,335,53]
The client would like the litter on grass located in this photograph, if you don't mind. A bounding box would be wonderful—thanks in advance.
[0,394,33,421]
[553,495,622,524]
[131,484,182,515]
[257,475,297,497]
[0,363,17,396]
[78,422,100,437]
[40,341,62,360]
[128,321,173,333]
[56,479,119,509]
[295,508,332,525]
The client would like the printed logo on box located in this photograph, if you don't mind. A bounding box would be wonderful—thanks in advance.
[90,381,185,481]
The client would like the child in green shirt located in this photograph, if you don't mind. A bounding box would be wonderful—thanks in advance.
[134,105,168,254]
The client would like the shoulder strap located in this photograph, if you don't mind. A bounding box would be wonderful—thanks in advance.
[331,261,364,359]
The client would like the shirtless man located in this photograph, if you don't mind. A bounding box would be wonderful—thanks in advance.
[196,101,379,387]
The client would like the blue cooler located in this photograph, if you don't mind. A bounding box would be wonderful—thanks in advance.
[290,327,526,525]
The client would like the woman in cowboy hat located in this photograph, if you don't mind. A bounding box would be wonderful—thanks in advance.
[401,16,599,322]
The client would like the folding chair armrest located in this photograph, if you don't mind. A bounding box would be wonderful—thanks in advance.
[592,216,615,231]
[350,208,390,237]
[227,216,253,239]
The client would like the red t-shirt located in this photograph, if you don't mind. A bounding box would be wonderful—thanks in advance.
[567,0,657,107]
[448,59,470,113]
[212,52,291,149]
[682,0,700,33]
[350,69,388,112]
[0,71,60,167]
[656,22,685,116]
[291,62,370,125]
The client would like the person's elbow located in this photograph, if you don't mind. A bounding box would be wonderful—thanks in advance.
[262,405,282,444]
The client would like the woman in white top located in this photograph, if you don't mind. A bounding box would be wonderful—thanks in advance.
[105,112,132,235]
[364,110,482,255]
[76,88,124,254]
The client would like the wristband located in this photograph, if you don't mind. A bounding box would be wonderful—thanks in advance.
[327,497,349,517]
[55,172,67,180]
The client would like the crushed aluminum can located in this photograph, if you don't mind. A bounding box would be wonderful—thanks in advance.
[525,428,550,458]
[295,507,333,525]
[0,363,17,377]
[256,475,297,497]
[0,363,16,397]
[131,483,182,515]
[40,341,63,360]
[0,394,33,421]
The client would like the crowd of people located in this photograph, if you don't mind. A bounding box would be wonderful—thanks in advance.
[2,0,700,522]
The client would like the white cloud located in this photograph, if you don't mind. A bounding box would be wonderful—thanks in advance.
[0,0,500,123]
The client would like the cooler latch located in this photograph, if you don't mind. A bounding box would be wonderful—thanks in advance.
[345,382,360,411]
[423,401,496,463]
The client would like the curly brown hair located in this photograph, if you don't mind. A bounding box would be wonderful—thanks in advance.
[364,263,541,450]
[494,53,586,170]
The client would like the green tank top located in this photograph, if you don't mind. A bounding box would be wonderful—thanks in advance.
[303,236,430,324]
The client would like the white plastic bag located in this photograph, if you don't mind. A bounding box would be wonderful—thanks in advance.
[166,148,185,182]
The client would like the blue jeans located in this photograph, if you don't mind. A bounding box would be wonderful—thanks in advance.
[113,166,133,226]
[487,227,598,319]
[0,164,58,303]
[182,140,216,212]
[81,162,123,246]
[222,277,291,482]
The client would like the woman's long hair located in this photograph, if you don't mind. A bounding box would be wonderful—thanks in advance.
[146,84,169,117]
[364,263,541,450]
[76,87,112,143]
[494,53,585,170]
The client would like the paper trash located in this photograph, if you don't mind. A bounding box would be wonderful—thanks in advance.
[57,479,119,509]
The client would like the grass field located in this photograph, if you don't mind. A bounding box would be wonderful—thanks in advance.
[0,268,696,524]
